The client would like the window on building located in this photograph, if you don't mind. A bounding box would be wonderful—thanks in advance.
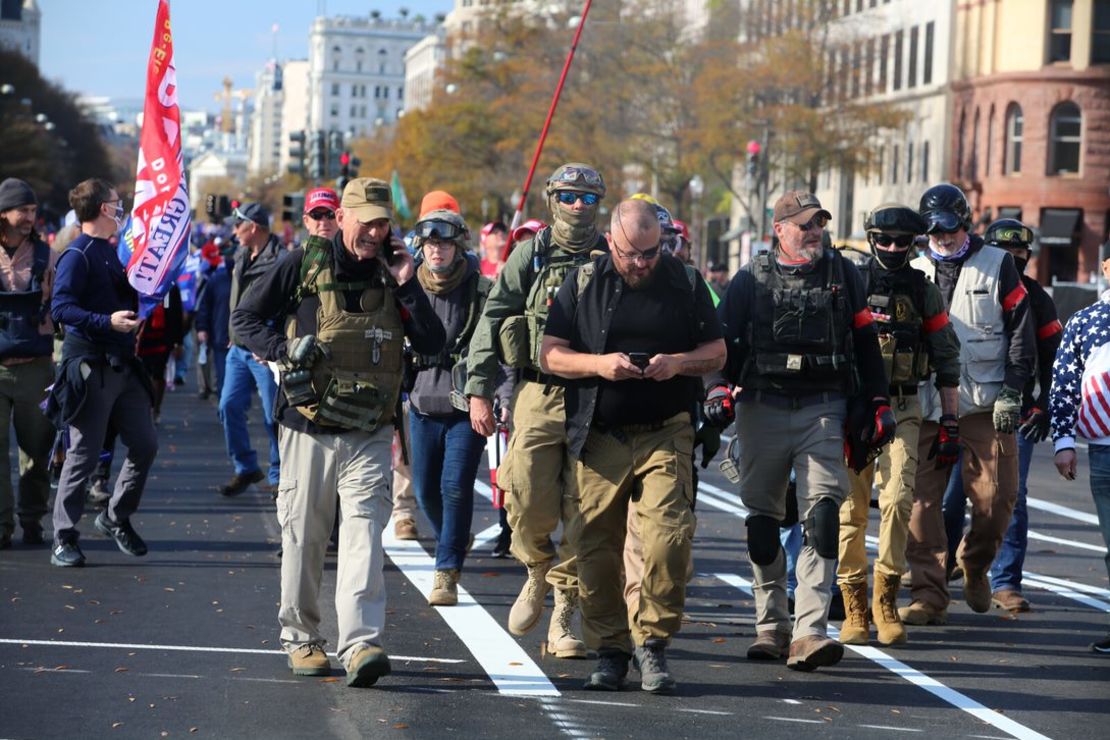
[357,61,363,72]
[893,30,903,91]
[851,45,861,98]
[840,46,851,102]
[398,86,404,99]
[332,60,339,71]
[1093,0,1110,64]
[986,105,995,176]
[892,143,900,182]
[877,145,884,185]
[922,140,930,182]
[0,0,23,20]
[1048,101,1082,174]
[383,87,389,100]
[826,49,838,104]
[924,21,934,84]
[906,141,914,183]
[331,83,339,95]
[879,34,889,92]
[957,108,966,179]
[374,86,381,99]
[1049,0,1073,62]
[970,107,980,180]
[908,26,918,88]
[1004,103,1023,174]
[350,105,357,118]
[865,38,875,97]
[351,84,358,97]
[330,105,339,118]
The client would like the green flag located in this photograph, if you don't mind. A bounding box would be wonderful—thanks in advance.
[390,170,411,222]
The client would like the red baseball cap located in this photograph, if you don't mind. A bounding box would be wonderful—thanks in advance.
[304,187,339,214]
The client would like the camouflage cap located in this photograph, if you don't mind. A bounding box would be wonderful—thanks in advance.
[545,163,606,197]
[341,177,393,223]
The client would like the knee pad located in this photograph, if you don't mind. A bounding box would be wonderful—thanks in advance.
[746,515,782,566]
[804,497,840,559]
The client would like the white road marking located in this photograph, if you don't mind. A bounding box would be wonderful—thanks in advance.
[1026,497,1100,525]
[763,716,826,724]
[858,725,923,732]
[383,518,559,697]
[1027,529,1107,554]
[19,667,92,674]
[675,707,734,716]
[1022,572,1110,599]
[714,572,1052,740]
[1022,575,1110,613]
[0,638,463,664]
[564,698,641,708]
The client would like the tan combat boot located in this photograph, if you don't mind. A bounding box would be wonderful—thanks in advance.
[838,581,870,645]
[428,569,459,607]
[872,570,907,645]
[508,561,551,635]
[546,588,587,658]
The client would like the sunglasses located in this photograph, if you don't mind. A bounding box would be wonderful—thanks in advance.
[307,209,336,220]
[555,191,600,206]
[414,218,465,241]
[550,166,604,188]
[793,214,829,232]
[873,234,915,248]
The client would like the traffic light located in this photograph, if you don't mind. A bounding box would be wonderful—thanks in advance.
[281,192,305,223]
[746,140,761,179]
[204,193,217,222]
[307,130,325,180]
[218,195,232,220]
[338,151,351,190]
[288,130,306,175]
[326,130,344,178]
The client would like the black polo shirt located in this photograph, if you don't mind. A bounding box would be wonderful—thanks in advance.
[545,253,722,459]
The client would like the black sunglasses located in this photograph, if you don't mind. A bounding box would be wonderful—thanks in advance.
[874,234,915,248]
[307,209,336,220]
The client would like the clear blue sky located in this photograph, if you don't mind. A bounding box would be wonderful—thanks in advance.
[39,0,453,112]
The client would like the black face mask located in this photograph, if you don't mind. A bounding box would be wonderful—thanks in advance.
[872,246,911,271]
[1013,255,1029,274]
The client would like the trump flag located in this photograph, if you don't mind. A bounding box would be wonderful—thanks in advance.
[124,0,190,308]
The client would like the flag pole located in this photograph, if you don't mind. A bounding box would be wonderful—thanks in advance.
[506,0,593,239]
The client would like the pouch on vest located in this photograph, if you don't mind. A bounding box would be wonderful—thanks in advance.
[879,333,917,385]
[316,370,389,431]
[771,288,835,347]
[498,314,531,368]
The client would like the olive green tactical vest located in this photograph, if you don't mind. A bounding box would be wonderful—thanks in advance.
[285,239,405,432]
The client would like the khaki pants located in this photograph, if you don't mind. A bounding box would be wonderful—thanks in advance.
[391,405,417,521]
[623,500,696,622]
[907,411,1017,610]
[576,415,695,653]
[499,379,578,592]
[0,357,54,536]
[838,393,921,585]
[736,396,848,640]
[276,425,393,668]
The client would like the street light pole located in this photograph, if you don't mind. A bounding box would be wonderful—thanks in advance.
[689,174,704,270]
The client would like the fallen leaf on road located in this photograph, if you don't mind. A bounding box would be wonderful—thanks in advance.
[712,638,726,644]
[112,722,123,729]
[229,667,245,672]
[114,667,128,673]
[189,728,198,734]
[393,723,409,729]
[320,677,339,683]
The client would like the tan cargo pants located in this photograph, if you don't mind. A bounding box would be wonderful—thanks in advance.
[499,379,578,592]
[838,393,921,585]
[575,415,695,653]
[907,411,1017,610]
[623,500,697,622]
[391,404,417,522]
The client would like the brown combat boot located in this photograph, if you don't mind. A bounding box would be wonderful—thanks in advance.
[838,581,869,645]
[546,588,587,658]
[898,600,948,625]
[961,560,992,614]
[508,561,551,635]
[872,570,907,645]
[428,569,459,606]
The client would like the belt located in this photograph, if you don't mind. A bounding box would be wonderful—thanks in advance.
[520,368,551,384]
[594,411,689,437]
[889,384,920,397]
[739,389,842,410]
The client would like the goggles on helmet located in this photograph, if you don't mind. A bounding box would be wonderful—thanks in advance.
[924,210,963,234]
[867,207,925,235]
[987,225,1035,247]
[548,165,604,190]
[414,218,465,241]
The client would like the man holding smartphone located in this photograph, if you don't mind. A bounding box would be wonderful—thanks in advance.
[541,198,725,694]
[231,178,445,687]
[48,178,159,567]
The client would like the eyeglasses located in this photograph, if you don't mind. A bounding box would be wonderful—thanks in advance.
[414,218,465,241]
[306,209,336,221]
[422,240,456,251]
[555,191,600,206]
[549,166,603,188]
[792,214,829,232]
[873,234,915,248]
[612,240,661,264]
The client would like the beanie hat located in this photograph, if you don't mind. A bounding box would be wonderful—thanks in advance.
[419,190,460,219]
[0,178,38,212]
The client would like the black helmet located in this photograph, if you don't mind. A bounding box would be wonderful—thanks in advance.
[919,183,972,233]
[865,203,927,235]
[984,218,1035,249]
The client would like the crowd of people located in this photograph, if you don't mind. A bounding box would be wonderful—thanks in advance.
[0,163,1107,694]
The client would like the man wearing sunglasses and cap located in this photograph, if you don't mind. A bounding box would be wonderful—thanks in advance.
[465,162,609,657]
[703,190,892,671]
[903,184,1035,627]
[231,177,444,687]
[835,204,961,647]
[302,187,340,240]
[218,202,283,497]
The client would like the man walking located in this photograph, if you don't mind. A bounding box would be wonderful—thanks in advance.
[0,178,57,549]
[542,198,724,693]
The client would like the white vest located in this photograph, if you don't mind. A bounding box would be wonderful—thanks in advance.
[912,245,1008,420]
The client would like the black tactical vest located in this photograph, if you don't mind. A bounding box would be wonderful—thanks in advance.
[741,249,854,394]
[864,260,930,387]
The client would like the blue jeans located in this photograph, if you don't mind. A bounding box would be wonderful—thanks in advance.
[211,345,228,397]
[409,410,485,571]
[990,434,1035,591]
[942,450,966,565]
[175,331,194,382]
[1088,444,1110,583]
[218,346,279,485]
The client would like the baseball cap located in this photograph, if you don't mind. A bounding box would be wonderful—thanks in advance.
[481,221,507,237]
[229,202,270,228]
[511,218,545,244]
[341,178,393,223]
[418,190,459,219]
[772,190,832,226]
[304,187,339,214]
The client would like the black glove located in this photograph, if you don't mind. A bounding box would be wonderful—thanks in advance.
[927,414,960,468]
[1018,406,1050,443]
[993,386,1023,434]
[703,385,735,428]
[868,397,897,448]
[693,424,721,469]
[280,334,328,371]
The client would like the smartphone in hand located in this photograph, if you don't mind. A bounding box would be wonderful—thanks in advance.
[627,352,651,370]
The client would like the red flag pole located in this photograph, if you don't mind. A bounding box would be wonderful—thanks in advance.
[507,0,593,238]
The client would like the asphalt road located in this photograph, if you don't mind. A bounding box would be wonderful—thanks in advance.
[1,378,1107,739]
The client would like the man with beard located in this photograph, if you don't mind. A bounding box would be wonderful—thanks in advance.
[902,185,1035,626]
[465,163,608,658]
[836,204,961,647]
[540,198,724,693]
[703,190,892,670]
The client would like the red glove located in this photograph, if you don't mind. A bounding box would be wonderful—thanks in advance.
[702,385,735,428]
[869,398,897,447]
[928,414,960,467]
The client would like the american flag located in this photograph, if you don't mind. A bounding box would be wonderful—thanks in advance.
[1049,294,1110,449]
